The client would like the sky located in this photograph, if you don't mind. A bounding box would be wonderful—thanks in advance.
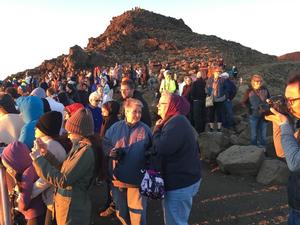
[0,0,299,80]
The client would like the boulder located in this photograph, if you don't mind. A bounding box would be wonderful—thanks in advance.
[198,132,230,161]
[229,134,239,145]
[235,121,248,134]
[238,127,251,145]
[217,145,265,175]
[256,159,289,185]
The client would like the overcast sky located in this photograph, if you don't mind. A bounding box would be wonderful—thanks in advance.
[0,0,299,80]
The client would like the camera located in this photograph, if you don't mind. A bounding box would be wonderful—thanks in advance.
[265,95,289,116]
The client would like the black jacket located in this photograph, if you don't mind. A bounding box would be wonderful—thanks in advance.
[153,115,201,191]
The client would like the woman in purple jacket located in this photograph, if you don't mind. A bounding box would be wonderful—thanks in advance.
[1,141,45,225]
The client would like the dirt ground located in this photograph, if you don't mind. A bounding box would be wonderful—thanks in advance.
[90,161,288,225]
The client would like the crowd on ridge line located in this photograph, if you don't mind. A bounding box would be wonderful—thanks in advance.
[1,58,285,225]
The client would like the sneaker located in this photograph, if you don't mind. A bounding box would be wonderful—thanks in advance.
[99,205,115,217]
[217,128,222,132]
[209,128,214,132]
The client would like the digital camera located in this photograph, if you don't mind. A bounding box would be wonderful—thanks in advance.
[265,95,289,116]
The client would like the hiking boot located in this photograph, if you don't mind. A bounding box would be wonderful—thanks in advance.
[99,205,115,217]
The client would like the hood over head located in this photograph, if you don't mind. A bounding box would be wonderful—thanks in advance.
[17,96,44,123]
[1,141,32,173]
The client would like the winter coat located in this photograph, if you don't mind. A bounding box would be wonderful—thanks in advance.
[0,114,24,145]
[32,139,95,225]
[153,115,201,191]
[17,96,44,149]
[103,120,152,187]
[1,141,45,220]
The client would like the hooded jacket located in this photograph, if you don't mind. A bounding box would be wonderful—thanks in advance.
[1,142,45,219]
[17,96,44,149]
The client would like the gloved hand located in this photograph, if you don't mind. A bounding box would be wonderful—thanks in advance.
[109,148,125,160]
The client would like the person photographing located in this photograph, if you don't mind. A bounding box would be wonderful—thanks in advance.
[265,73,300,225]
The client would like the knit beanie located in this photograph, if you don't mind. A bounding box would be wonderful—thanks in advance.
[36,111,62,137]
[65,108,94,136]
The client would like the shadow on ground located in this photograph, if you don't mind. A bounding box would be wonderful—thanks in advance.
[90,161,288,225]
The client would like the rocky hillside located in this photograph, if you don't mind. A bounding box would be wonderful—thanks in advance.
[86,8,276,67]
[8,7,300,88]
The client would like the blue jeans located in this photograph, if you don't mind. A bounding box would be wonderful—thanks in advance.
[249,115,267,146]
[288,207,300,225]
[162,180,201,225]
[223,99,234,128]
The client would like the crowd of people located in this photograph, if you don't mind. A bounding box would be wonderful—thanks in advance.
[2,58,300,225]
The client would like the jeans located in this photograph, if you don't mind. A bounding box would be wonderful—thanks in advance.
[162,180,201,225]
[223,99,234,128]
[249,115,267,146]
[112,186,147,225]
[288,207,300,225]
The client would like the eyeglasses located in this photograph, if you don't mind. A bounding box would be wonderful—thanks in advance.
[286,97,300,105]
[158,102,168,106]
[94,99,101,102]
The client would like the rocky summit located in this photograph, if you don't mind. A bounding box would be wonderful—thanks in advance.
[7,7,300,94]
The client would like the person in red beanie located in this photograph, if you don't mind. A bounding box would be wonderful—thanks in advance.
[64,102,84,120]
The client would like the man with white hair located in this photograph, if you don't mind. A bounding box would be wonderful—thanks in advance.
[86,92,102,133]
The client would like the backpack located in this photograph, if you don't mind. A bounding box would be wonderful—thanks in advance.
[226,79,237,100]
